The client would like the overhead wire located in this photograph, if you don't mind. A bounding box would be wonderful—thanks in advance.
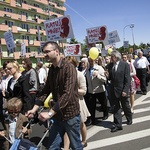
[64,2,95,26]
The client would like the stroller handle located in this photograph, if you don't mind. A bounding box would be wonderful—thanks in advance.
[37,119,54,148]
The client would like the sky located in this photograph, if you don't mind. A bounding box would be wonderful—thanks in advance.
[64,0,150,48]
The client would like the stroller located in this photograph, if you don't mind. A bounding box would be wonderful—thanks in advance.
[3,107,54,150]
[9,119,54,150]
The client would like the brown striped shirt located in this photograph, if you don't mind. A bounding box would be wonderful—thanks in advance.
[36,58,80,121]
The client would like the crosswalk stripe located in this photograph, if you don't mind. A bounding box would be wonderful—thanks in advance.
[134,107,150,113]
[135,100,150,106]
[87,109,150,140]
[134,91,150,106]
[85,129,150,150]
[86,91,150,149]
[141,148,150,150]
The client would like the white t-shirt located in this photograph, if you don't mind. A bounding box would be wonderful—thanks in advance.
[38,68,47,84]
[9,117,17,143]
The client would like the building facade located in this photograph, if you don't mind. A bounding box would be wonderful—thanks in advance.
[0,0,66,66]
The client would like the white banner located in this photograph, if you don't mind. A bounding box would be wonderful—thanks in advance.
[21,42,26,56]
[108,30,120,44]
[64,44,82,56]
[4,31,15,51]
[44,15,74,41]
[124,41,129,48]
[86,25,109,46]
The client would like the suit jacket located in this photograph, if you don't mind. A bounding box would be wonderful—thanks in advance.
[86,64,106,94]
[108,61,131,98]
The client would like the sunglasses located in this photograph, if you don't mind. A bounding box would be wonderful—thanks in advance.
[8,111,20,114]
[7,67,12,70]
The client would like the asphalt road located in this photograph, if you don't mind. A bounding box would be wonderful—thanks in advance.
[0,85,150,150]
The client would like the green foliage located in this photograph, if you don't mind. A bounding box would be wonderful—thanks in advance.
[69,38,78,44]
[69,38,150,55]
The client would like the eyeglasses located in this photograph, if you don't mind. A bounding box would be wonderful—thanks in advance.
[7,67,12,70]
[43,49,56,54]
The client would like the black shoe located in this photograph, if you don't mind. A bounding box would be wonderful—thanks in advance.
[91,121,96,125]
[102,115,108,120]
[85,119,92,126]
[111,126,123,132]
[143,91,147,95]
[127,120,132,125]
[82,142,87,148]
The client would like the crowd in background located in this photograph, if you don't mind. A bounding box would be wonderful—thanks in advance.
[0,43,150,149]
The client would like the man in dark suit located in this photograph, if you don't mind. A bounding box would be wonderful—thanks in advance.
[105,50,132,132]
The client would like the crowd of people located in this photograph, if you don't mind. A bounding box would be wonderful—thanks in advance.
[0,41,150,150]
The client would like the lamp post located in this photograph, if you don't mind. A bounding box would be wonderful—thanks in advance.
[123,24,135,51]
[47,0,51,19]
[130,24,135,50]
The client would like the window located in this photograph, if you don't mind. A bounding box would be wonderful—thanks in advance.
[21,24,29,30]
[4,7,13,12]
[21,11,28,17]
[22,35,30,40]
[5,21,14,27]
[26,47,30,52]
[36,36,42,41]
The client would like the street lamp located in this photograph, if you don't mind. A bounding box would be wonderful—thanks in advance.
[123,24,135,51]
[47,0,51,19]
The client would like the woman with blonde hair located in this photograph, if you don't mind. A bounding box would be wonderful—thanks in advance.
[3,61,24,100]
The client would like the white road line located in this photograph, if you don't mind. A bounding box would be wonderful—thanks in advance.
[87,115,150,140]
[85,129,150,150]
[135,100,150,106]
[85,92,150,149]
[134,91,150,106]
[141,148,150,150]
[134,107,150,113]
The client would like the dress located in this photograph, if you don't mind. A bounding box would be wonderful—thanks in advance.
[77,70,90,122]
[129,62,137,94]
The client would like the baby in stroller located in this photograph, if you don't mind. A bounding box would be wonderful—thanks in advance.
[0,97,31,150]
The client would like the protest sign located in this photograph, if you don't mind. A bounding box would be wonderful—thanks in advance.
[108,30,120,44]
[64,44,81,56]
[21,43,26,56]
[44,15,74,41]
[86,25,109,46]
[4,31,15,52]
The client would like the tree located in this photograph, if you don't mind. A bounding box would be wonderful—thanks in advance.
[69,38,78,44]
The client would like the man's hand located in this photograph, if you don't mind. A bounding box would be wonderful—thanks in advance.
[93,70,98,77]
[25,105,39,118]
[122,92,127,97]
[0,131,5,137]
[104,71,109,78]
[38,112,51,122]
[25,109,35,118]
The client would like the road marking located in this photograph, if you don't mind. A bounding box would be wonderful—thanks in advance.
[141,148,150,150]
[87,107,150,139]
[85,129,150,150]
[135,100,150,106]
[86,91,150,147]
[134,107,150,113]
[134,91,150,106]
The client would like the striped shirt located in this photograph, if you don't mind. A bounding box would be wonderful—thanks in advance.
[36,58,80,121]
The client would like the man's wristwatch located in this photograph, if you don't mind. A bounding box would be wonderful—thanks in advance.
[48,112,53,117]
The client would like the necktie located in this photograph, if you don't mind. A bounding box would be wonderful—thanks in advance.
[113,63,116,72]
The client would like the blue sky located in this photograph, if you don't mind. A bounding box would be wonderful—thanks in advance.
[65,0,150,48]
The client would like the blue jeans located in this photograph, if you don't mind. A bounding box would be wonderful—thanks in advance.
[48,115,83,150]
